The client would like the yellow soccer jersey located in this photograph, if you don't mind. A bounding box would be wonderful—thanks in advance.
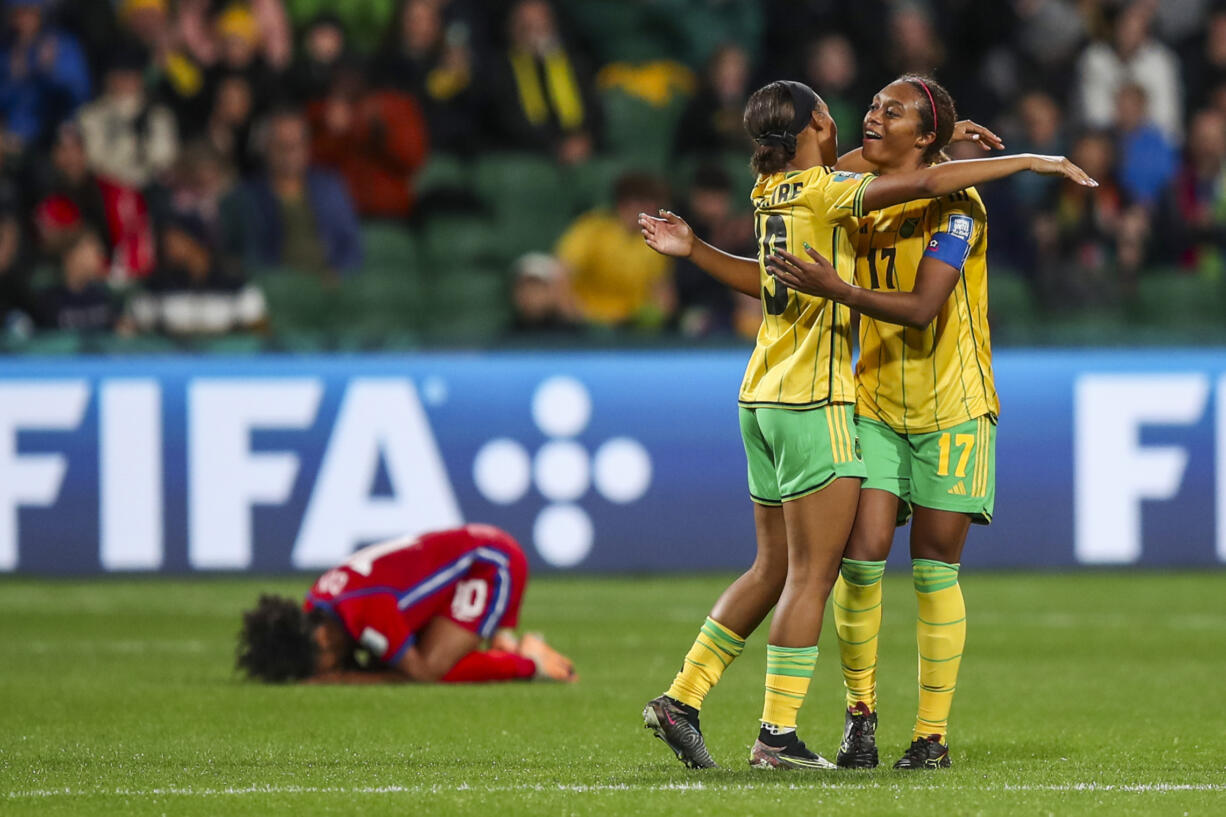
[852,187,1000,434]
[739,165,875,408]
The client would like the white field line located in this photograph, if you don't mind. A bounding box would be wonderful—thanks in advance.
[5,782,1225,799]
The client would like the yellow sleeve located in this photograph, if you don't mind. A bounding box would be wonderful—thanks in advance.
[929,190,986,247]
[799,167,878,227]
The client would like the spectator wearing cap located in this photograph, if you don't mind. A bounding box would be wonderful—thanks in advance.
[225,107,361,277]
[508,251,577,335]
[206,4,279,115]
[76,45,179,189]
[306,60,429,219]
[554,172,675,328]
[284,0,395,55]
[36,229,131,333]
[131,209,266,337]
[0,0,91,147]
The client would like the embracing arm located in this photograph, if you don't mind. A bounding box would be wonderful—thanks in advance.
[768,248,960,329]
[639,211,761,298]
[834,256,960,328]
[861,153,1096,213]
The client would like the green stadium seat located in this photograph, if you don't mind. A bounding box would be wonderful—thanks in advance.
[15,331,82,355]
[599,88,688,173]
[259,270,339,335]
[1131,272,1225,327]
[421,212,503,266]
[563,155,630,213]
[413,152,470,197]
[361,222,419,271]
[987,270,1039,330]
[420,265,511,344]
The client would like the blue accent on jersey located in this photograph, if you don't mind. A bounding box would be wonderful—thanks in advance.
[924,231,971,271]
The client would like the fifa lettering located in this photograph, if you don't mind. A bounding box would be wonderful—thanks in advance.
[1074,374,1209,564]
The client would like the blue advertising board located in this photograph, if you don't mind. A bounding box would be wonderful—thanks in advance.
[0,349,1223,574]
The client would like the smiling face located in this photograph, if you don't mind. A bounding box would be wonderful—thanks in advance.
[861,80,933,169]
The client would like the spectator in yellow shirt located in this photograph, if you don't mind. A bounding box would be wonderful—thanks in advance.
[555,172,675,328]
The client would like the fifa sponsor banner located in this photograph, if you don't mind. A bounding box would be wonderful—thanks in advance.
[0,350,1224,574]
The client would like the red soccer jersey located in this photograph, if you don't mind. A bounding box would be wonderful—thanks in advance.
[304,525,528,666]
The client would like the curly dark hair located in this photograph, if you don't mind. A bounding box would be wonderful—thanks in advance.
[236,594,319,683]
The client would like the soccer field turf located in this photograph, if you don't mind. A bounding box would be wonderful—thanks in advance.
[1,572,1223,816]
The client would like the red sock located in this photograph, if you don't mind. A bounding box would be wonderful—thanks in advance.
[441,649,535,683]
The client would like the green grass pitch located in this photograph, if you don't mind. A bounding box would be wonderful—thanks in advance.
[2,571,1224,816]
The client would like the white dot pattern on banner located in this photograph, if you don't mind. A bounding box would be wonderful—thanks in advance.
[531,376,591,438]
[533,504,594,567]
[533,440,591,502]
[472,438,532,505]
[421,377,448,406]
[593,437,653,503]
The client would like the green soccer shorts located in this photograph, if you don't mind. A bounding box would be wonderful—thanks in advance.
[739,403,866,506]
[856,415,996,525]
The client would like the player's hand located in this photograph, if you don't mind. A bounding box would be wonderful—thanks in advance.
[952,119,1004,152]
[639,209,694,258]
[767,245,847,300]
[1028,154,1099,187]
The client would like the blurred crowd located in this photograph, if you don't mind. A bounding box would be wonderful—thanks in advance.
[0,0,1223,347]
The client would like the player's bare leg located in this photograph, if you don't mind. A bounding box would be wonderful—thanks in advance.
[751,478,860,770]
[833,488,899,768]
[895,506,972,769]
[709,502,790,635]
[644,502,788,769]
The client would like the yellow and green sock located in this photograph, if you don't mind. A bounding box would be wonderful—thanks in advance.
[761,644,819,730]
[833,558,886,712]
[912,558,966,742]
[665,616,746,710]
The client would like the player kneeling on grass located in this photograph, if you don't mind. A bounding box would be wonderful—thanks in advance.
[237,524,576,684]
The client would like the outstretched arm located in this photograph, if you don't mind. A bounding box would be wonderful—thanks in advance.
[860,153,1096,214]
[639,210,761,298]
[768,247,959,329]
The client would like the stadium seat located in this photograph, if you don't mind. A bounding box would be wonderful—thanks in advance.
[419,264,511,345]
[361,222,419,271]
[413,152,470,198]
[1131,272,1225,327]
[13,331,82,356]
[471,154,572,259]
[599,88,689,173]
[987,270,1039,330]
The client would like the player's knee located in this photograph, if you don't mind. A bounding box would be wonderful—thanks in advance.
[746,555,787,592]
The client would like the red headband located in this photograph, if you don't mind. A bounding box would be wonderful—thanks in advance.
[916,79,938,133]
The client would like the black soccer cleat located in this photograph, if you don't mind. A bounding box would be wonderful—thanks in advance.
[892,735,952,769]
[749,732,837,770]
[643,695,717,769]
[835,702,879,769]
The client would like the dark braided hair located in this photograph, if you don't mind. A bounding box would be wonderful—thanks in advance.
[236,594,320,683]
[899,74,956,164]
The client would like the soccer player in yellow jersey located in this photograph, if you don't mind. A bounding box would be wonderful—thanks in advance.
[638,79,1095,771]
[768,76,1019,771]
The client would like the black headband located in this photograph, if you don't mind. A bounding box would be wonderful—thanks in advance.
[752,81,819,151]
